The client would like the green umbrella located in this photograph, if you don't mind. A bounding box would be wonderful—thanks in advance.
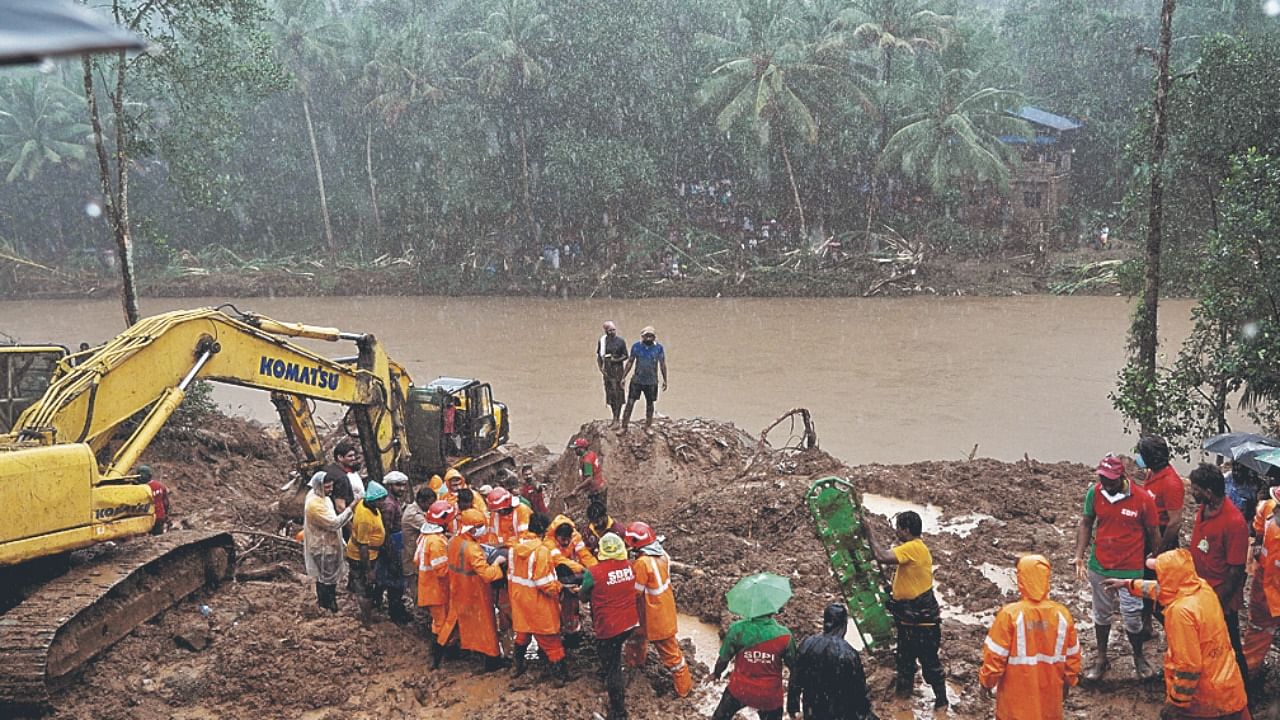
[726,572,792,619]
[1252,447,1280,472]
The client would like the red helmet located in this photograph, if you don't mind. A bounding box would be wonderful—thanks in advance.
[427,500,457,525]
[572,437,589,449]
[486,487,513,510]
[624,521,656,548]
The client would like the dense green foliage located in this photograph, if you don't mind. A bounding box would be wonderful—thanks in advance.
[0,0,1276,291]
[1116,150,1280,452]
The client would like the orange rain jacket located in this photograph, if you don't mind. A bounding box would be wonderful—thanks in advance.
[509,536,563,635]
[1127,549,1248,717]
[545,515,598,571]
[978,555,1081,720]
[440,532,505,655]
[633,551,678,641]
[1252,499,1280,618]
[414,530,449,608]
[487,503,533,547]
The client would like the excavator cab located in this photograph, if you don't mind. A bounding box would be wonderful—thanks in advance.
[404,377,511,483]
[0,346,67,433]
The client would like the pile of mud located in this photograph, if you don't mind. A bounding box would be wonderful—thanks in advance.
[39,411,1183,719]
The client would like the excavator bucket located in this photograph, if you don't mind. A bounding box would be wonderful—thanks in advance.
[805,476,894,648]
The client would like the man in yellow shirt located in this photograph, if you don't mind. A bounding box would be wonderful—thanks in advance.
[346,481,388,625]
[868,510,948,709]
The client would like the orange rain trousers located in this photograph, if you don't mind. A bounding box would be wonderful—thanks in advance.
[516,631,566,662]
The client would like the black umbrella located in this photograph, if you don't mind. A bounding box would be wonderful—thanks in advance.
[0,0,144,66]
[1202,432,1280,475]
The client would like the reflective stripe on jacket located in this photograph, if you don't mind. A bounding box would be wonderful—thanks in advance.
[441,534,504,655]
[509,537,562,635]
[1128,549,1248,717]
[414,532,449,607]
[633,553,677,640]
[978,555,1081,720]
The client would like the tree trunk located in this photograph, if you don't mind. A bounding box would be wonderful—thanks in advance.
[82,51,138,327]
[302,94,337,265]
[780,140,807,242]
[1135,0,1176,433]
[516,104,536,250]
[365,121,381,238]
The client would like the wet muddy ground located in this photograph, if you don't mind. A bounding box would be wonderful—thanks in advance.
[32,412,1280,719]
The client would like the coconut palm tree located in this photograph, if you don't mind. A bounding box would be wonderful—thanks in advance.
[878,66,1028,200]
[696,0,866,241]
[0,75,90,183]
[355,15,446,238]
[461,0,554,240]
[842,0,953,87]
[270,0,346,264]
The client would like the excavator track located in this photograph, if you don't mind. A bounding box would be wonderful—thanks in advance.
[0,529,235,708]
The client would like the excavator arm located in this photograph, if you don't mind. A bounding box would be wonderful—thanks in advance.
[8,308,409,483]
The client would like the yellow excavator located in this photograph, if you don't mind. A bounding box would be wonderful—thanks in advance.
[0,306,512,706]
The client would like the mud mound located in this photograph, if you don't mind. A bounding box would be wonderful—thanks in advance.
[550,417,756,519]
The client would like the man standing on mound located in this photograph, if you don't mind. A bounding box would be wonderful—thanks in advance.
[618,326,666,436]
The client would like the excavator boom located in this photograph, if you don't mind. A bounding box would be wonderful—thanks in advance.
[0,305,513,707]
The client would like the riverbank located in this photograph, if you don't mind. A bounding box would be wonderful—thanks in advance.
[3,243,1134,301]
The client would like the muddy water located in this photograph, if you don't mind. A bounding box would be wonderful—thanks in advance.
[0,295,1198,463]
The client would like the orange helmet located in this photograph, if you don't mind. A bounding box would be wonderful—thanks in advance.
[486,487,513,510]
[427,500,457,525]
[624,521,656,548]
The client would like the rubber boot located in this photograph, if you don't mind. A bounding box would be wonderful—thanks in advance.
[428,633,443,670]
[512,644,529,678]
[930,680,949,709]
[550,660,569,689]
[1129,632,1156,680]
[388,589,411,625]
[479,654,510,674]
[1083,624,1110,682]
[671,662,693,698]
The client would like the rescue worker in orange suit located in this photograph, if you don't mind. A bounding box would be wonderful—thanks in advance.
[1107,549,1250,720]
[415,500,455,669]
[486,487,532,547]
[979,555,1082,720]
[547,514,598,644]
[440,468,486,514]
[622,521,692,698]
[485,487,529,660]
[1243,485,1280,679]
[440,508,509,673]
[581,532,640,720]
[510,513,571,684]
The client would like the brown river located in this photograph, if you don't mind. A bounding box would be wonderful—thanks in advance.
[0,295,1201,464]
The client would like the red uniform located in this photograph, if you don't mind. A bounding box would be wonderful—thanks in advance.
[584,558,639,639]
[1190,501,1249,611]
[1086,482,1159,574]
[1145,465,1186,539]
